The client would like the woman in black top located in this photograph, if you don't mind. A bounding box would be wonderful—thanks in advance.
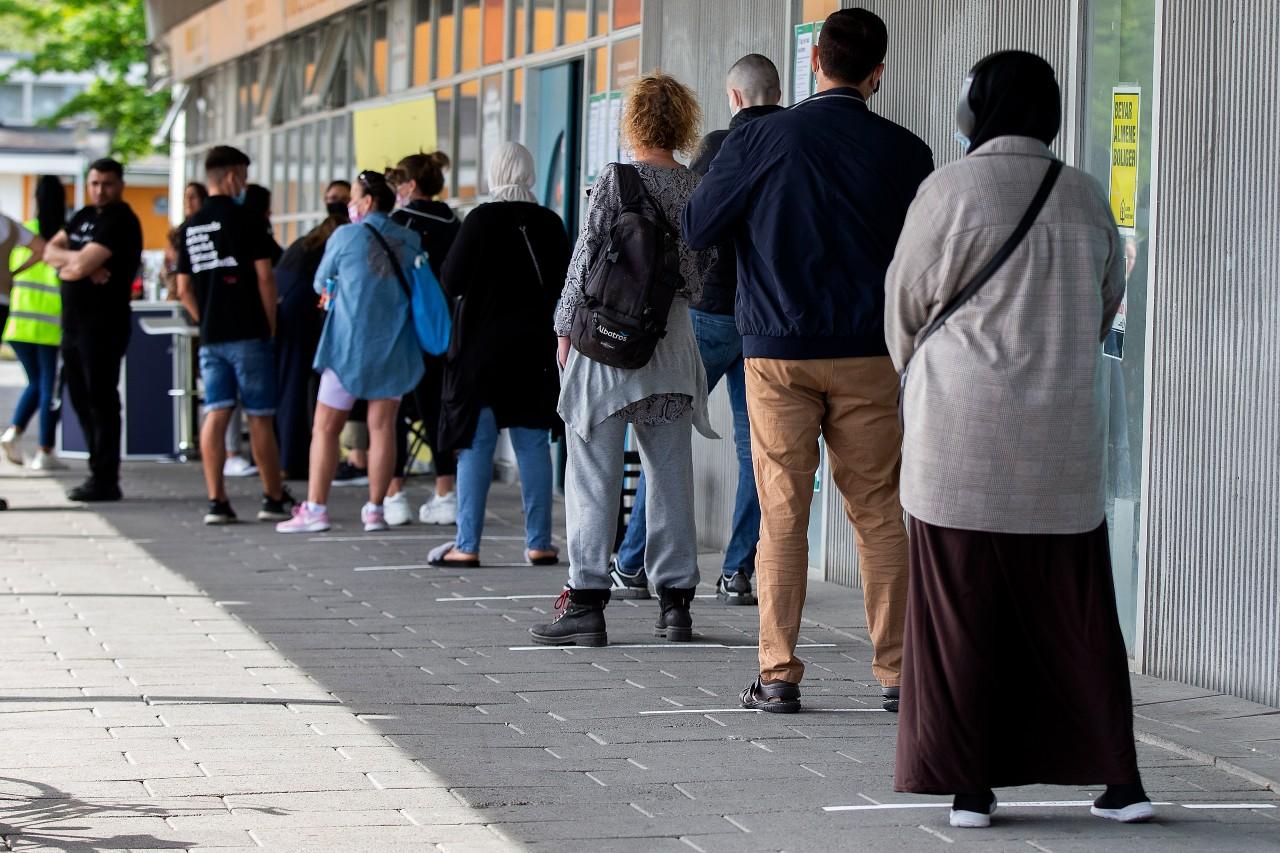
[427,142,570,568]
[384,151,462,527]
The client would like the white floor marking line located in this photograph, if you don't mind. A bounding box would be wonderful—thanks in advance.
[641,707,885,715]
[821,800,1276,813]
[316,534,535,543]
[354,565,431,572]
[508,642,838,652]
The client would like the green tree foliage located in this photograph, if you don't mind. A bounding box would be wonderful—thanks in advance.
[0,0,169,162]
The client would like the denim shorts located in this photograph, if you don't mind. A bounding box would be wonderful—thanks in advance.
[199,338,278,416]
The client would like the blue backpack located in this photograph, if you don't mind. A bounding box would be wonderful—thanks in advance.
[365,223,451,356]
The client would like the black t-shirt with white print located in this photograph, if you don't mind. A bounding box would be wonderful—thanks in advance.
[62,201,143,323]
[177,196,275,344]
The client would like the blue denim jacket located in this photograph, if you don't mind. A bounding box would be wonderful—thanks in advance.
[312,212,425,400]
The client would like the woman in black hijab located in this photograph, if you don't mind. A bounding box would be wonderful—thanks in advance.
[885,51,1151,829]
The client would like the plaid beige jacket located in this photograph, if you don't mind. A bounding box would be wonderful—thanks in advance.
[885,136,1125,534]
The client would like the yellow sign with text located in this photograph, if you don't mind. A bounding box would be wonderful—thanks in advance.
[353,95,439,172]
[1109,88,1141,230]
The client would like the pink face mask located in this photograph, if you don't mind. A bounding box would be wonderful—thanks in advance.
[347,201,364,224]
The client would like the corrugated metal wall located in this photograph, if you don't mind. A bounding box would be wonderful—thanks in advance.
[641,0,790,552]
[1139,1,1280,706]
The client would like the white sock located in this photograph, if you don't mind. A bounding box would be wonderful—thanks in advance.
[306,501,326,514]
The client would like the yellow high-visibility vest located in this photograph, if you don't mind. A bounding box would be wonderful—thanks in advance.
[3,220,62,347]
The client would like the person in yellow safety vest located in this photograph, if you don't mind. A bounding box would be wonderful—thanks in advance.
[1,175,67,471]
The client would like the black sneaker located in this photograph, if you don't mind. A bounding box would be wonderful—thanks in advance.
[258,486,296,522]
[333,461,369,487]
[67,479,122,502]
[716,571,757,606]
[529,588,609,647]
[609,557,652,600]
[204,499,237,525]
[882,685,900,713]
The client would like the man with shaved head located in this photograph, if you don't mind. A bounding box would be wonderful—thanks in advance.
[609,54,782,608]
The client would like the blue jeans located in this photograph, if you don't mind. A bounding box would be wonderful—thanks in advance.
[199,339,278,416]
[9,341,59,448]
[456,407,554,554]
[617,309,760,577]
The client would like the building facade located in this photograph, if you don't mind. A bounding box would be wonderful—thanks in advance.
[148,0,1279,707]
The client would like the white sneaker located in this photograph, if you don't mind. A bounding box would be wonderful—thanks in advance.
[384,492,413,526]
[30,449,67,471]
[362,502,389,532]
[418,491,458,525]
[223,455,259,477]
[1,426,21,465]
[1091,801,1154,823]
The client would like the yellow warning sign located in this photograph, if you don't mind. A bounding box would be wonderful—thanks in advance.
[1109,87,1141,230]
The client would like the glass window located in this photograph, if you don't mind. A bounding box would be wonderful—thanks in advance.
[592,44,608,94]
[30,84,72,122]
[237,55,256,133]
[287,127,302,213]
[349,7,371,102]
[802,0,839,21]
[511,0,527,57]
[480,74,504,194]
[509,67,524,143]
[483,0,504,64]
[458,79,480,199]
[254,45,287,128]
[437,0,457,78]
[303,28,320,93]
[595,0,608,35]
[564,0,588,44]
[300,123,316,213]
[332,111,351,179]
[271,130,287,212]
[532,0,555,52]
[435,86,454,194]
[315,118,331,203]
[413,0,433,86]
[614,0,641,29]
[611,37,640,88]
[461,0,481,72]
[372,2,390,95]
[0,85,25,125]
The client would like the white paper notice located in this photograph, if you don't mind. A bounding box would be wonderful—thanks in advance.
[794,24,814,104]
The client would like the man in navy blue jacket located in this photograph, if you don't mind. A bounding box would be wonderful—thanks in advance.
[683,8,933,715]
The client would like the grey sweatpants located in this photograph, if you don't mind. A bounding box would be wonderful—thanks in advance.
[564,411,699,592]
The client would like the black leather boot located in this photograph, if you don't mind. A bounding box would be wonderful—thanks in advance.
[654,587,695,642]
[529,588,609,647]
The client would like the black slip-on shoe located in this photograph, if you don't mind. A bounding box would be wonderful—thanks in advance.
[882,686,900,713]
[609,557,652,600]
[67,480,122,502]
[740,675,801,714]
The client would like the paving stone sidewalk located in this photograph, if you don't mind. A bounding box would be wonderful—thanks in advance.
[1,368,1278,852]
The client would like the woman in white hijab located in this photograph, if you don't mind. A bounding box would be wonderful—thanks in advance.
[427,142,572,568]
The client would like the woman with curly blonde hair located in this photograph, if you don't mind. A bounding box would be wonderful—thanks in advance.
[531,72,717,648]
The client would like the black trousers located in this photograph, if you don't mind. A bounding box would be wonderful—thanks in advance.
[395,355,454,479]
[62,320,130,486]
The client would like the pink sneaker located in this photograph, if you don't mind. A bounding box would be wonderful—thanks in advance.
[362,502,388,532]
[276,503,330,533]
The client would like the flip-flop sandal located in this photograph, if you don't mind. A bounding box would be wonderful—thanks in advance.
[428,541,481,568]
[526,549,560,566]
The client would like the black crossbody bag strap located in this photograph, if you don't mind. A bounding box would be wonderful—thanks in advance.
[914,159,1063,351]
[364,223,413,302]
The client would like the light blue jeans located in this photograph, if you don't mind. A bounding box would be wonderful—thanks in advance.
[456,407,554,554]
[617,309,760,576]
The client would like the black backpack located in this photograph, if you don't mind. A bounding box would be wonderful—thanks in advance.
[570,164,682,369]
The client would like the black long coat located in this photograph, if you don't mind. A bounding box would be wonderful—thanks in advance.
[438,201,570,454]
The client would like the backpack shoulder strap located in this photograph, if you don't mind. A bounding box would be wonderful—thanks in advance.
[611,163,645,214]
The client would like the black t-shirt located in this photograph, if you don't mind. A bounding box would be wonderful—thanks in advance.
[177,196,275,344]
[62,201,143,322]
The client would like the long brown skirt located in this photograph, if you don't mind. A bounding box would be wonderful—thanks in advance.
[893,518,1141,794]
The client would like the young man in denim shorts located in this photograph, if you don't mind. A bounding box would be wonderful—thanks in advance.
[176,146,292,524]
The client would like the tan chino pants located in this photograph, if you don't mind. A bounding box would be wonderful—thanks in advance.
[746,356,909,687]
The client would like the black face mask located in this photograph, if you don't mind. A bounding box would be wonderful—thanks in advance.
[326,200,348,218]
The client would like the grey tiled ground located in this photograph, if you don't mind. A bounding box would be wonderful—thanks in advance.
[1,362,1278,851]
